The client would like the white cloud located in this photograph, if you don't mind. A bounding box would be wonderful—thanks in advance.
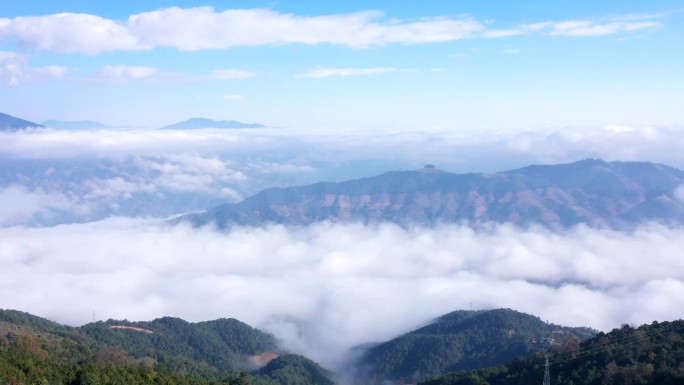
[0,8,483,54]
[486,15,662,39]
[0,9,664,54]
[675,184,684,204]
[211,69,257,80]
[0,185,87,225]
[0,51,68,85]
[545,20,661,37]
[2,124,684,172]
[302,67,398,78]
[0,13,146,54]
[1,220,684,369]
[100,65,159,79]
[126,7,484,50]
[136,155,247,196]
[83,177,156,200]
[482,29,525,38]
[223,94,244,100]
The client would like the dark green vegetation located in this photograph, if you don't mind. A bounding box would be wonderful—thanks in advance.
[419,320,684,385]
[355,309,596,384]
[0,112,43,130]
[178,159,684,230]
[257,355,335,385]
[161,118,264,129]
[0,309,334,385]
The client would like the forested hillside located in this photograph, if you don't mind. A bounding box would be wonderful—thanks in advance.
[419,320,684,385]
[354,309,596,384]
[0,309,332,385]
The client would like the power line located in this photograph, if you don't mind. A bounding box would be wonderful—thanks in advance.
[547,320,684,366]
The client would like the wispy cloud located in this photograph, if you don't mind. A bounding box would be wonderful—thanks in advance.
[101,65,159,79]
[210,69,257,80]
[301,67,398,78]
[85,66,257,84]
[0,8,662,55]
[223,94,244,100]
[485,14,662,38]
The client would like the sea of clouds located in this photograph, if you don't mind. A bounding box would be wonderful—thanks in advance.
[2,219,684,369]
[2,124,684,369]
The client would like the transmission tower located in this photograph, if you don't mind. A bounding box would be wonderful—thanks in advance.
[543,356,550,385]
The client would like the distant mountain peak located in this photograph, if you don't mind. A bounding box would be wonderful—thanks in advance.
[161,117,264,130]
[419,164,444,173]
[0,112,43,131]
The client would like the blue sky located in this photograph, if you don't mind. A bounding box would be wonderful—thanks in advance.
[1,1,682,129]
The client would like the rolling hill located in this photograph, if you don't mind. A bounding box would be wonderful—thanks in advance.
[353,309,596,384]
[0,309,332,385]
[419,319,684,385]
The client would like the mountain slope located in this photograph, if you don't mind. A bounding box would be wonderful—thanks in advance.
[354,309,596,384]
[0,308,331,385]
[80,316,279,374]
[419,319,684,385]
[257,354,336,385]
[178,159,684,229]
[0,112,43,131]
[162,118,264,129]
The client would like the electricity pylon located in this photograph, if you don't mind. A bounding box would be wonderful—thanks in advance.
[543,356,550,385]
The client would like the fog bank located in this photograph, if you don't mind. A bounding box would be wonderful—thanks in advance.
[1,220,683,368]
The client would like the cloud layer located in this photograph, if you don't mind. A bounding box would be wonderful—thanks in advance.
[2,124,684,169]
[0,8,661,54]
[1,220,683,369]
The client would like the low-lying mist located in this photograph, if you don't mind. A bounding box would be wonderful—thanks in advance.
[2,219,683,369]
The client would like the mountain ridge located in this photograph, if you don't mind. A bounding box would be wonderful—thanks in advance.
[0,112,43,131]
[177,159,684,229]
[353,308,597,384]
[0,308,332,385]
[419,319,684,385]
[41,119,119,129]
[162,117,264,129]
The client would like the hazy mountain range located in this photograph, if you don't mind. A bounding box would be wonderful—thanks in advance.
[41,120,119,129]
[0,112,43,131]
[179,159,684,230]
[0,112,263,131]
[161,117,265,129]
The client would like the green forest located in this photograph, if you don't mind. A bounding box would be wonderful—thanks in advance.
[0,309,334,385]
[4,308,684,385]
[419,320,684,385]
[356,309,596,384]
